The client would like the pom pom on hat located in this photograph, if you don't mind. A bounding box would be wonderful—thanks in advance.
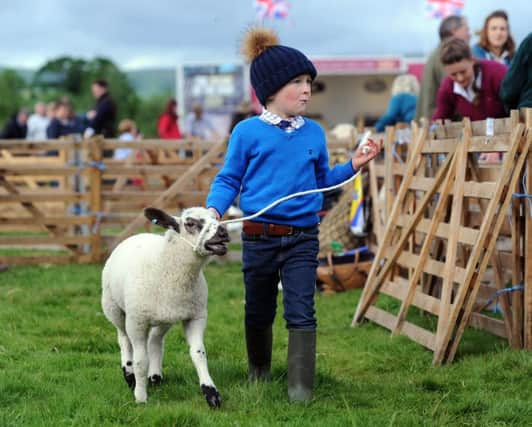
[241,27,280,63]
[241,27,317,106]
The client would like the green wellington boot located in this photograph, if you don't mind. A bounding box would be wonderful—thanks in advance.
[245,325,273,381]
[287,329,316,402]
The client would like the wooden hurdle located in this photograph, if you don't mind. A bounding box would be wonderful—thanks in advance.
[352,110,532,364]
[0,137,226,264]
[0,133,356,265]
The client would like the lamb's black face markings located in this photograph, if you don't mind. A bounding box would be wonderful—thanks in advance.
[184,217,205,234]
[204,225,230,256]
[144,207,180,233]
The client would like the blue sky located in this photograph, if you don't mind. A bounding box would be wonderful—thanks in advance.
[1,0,529,70]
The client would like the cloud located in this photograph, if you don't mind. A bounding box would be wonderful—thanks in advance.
[0,0,529,70]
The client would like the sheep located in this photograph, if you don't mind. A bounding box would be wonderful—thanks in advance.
[101,206,230,407]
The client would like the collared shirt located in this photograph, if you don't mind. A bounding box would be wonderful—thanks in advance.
[259,108,305,133]
[453,71,482,103]
[491,50,510,65]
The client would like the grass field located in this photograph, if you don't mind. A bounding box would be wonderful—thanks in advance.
[1,261,532,426]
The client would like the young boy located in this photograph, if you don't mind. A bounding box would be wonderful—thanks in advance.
[206,27,382,402]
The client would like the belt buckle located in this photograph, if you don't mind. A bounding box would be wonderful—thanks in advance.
[286,226,294,235]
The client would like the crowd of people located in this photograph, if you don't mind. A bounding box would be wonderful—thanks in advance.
[0,79,118,142]
[2,10,530,151]
[376,10,531,142]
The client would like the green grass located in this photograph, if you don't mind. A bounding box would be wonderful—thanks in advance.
[1,262,531,426]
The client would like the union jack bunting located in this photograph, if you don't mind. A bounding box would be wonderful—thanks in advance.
[426,0,465,19]
[254,0,290,21]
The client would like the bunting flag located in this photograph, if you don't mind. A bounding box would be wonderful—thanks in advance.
[254,0,290,21]
[426,0,464,19]
[349,173,366,236]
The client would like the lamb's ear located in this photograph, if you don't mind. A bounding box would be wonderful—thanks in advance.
[144,207,180,232]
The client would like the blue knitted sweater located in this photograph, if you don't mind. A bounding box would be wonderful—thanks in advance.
[206,117,355,226]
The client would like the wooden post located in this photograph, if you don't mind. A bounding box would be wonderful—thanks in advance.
[432,119,471,364]
[88,136,103,262]
[384,126,395,220]
[524,108,532,348]
[510,110,523,348]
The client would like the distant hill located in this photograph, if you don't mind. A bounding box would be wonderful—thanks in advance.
[125,68,176,98]
[0,67,35,84]
[0,66,176,99]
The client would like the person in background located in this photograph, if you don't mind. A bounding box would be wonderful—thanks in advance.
[415,15,471,122]
[185,103,219,140]
[432,37,507,122]
[26,102,50,140]
[0,108,29,139]
[500,32,532,110]
[46,101,85,139]
[46,101,58,120]
[374,74,419,132]
[85,79,117,138]
[433,37,507,163]
[114,119,141,160]
[114,119,144,188]
[206,27,382,403]
[472,10,515,67]
[157,98,182,139]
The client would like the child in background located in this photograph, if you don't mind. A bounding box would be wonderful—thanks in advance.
[374,74,419,132]
[206,27,382,402]
[114,119,144,188]
[114,119,140,160]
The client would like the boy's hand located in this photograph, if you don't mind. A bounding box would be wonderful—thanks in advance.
[351,138,383,170]
[208,207,221,220]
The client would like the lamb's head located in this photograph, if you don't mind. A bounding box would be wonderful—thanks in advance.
[144,207,230,256]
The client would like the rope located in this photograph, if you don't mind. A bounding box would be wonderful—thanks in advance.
[150,217,216,252]
[511,170,532,219]
[221,169,362,225]
[220,131,373,225]
[392,141,405,164]
[91,212,105,233]
[481,284,524,314]
[152,132,374,251]
[67,159,106,174]
[85,160,106,171]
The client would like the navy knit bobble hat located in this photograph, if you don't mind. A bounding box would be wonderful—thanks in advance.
[242,27,317,106]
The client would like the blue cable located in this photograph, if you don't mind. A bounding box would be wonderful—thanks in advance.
[484,285,524,314]
[85,160,106,171]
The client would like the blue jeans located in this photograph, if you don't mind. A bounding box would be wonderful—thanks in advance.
[241,227,319,330]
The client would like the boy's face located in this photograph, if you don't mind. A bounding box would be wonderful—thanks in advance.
[267,74,312,118]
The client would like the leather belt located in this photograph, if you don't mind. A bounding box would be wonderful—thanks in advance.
[243,220,294,236]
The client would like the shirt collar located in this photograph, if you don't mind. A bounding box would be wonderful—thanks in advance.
[259,108,305,133]
[453,70,482,103]
[488,50,510,63]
